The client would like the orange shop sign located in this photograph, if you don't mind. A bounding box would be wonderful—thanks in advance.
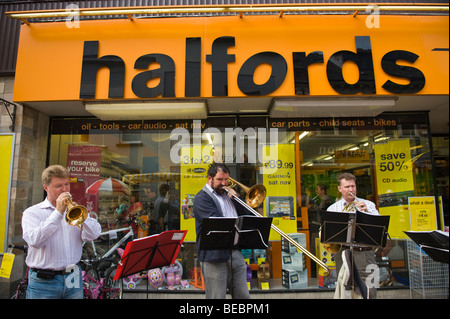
[13,15,449,102]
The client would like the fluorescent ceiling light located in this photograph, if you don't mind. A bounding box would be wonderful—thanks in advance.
[298,131,310,141]
[85,101,207,120]
[270,98,397,118]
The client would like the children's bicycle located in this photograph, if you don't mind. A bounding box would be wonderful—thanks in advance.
[81,257,122,299]
[82,225,135,294]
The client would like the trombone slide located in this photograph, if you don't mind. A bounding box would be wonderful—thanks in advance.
[224,188,330,276]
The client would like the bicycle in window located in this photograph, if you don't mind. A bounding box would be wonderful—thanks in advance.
[80,256,121,299]
[82,223,137,296]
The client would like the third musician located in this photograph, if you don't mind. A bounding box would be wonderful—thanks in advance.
[327,172,379,299]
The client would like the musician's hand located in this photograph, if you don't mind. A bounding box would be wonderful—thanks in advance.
[223,186,239,199]
[56,192,71,215]
[356,201,368,212]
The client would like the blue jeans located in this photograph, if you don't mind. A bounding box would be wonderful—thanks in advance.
[201,250,250,299]
[26,266,83,299]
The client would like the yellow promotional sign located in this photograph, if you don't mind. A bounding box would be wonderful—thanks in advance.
[374,139,415,239]
[0,134,15,254]
[180,145,211,241]
[13,15,449,103]
[262,144,297,241]
[408,196,438,231]
[374,139,414,194]
[0,252,15,279]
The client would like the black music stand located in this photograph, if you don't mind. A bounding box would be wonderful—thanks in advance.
[113,230,187,296]
[354,211,390,249]
[320,210,390,249]
[320,210,355,246]
[320,210,390,299]
[200,216,272,250]
[405,230,449,264]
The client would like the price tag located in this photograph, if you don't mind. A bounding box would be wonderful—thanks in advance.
[261,282,270,290]
[0,252,15,279]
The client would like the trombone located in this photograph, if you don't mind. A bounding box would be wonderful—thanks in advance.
[225,177,330,276]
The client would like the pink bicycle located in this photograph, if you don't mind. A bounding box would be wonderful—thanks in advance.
[81,257,122,299]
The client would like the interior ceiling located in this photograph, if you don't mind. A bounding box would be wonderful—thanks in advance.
[24,95,449,134]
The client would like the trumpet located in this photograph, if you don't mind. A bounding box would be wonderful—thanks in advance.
[342,192,358,212]
[65,195,89,230]
[225,177,330,276]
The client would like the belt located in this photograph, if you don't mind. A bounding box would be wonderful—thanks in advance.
[31,268,68,275]
[31,263,80,275]
[342,245,373,252]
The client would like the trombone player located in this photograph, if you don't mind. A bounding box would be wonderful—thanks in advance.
[22,165,101,299]
[193,162,251,299]
[326,172,379,298]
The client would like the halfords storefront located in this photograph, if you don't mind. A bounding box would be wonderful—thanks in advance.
[2,3,449,298]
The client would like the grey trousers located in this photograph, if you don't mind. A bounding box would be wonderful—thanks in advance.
[200,250,251,299]
[334,248,378,298]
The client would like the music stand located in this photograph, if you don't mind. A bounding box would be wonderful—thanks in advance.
[405,230,449,264]
[320,210,390,249]
[320,210,355,246]
[320,210,390,298]
[113,230,187,283]
[354,211,390,249]
[200,216,272,251]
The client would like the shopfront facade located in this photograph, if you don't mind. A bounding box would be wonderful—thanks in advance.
[1,1,448,297]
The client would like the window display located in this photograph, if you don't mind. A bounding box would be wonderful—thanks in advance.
[48,112,435,292]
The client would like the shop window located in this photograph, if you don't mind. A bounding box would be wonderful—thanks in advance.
[47,112,437,292]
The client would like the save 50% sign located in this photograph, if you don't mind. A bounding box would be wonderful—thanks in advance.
[378,152,409,172]
[374,140,414,194]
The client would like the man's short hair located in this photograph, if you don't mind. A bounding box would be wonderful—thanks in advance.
[207,162,230,178]
[42,165,69,186]
[337,172,356,185]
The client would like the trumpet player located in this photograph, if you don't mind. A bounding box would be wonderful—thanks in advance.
[328,173,378,214]
[22,165,101,299]
[327,172,379,299]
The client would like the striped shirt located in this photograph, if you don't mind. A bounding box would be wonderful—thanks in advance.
[204,184,238,218]
[22,198,101,270]
[327,197,379,215]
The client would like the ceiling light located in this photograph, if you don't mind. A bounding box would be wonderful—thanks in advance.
[270,98,397,118]
[298,131,310,140]
[85,101,207,120]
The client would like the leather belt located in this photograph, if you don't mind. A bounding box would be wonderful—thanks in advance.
[31,268,68,275]
[31,262,80,276]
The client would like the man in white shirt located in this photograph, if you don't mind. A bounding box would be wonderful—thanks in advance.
[22,165,101,299]
[326,172,379,298]
[327,174,379,215]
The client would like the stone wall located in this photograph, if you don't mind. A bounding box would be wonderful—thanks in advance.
[0,76,49,298]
